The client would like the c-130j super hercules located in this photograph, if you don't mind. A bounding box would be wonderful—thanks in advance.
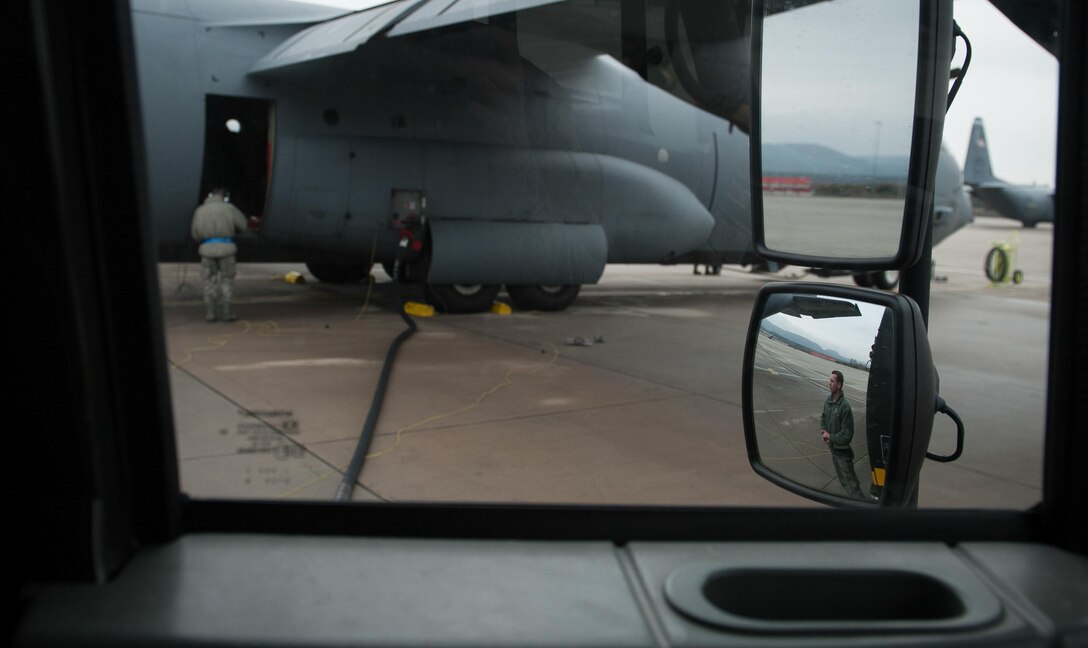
[136,0,967,312]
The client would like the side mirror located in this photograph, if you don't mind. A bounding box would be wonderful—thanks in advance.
[742,283,937,508]
[750,0,953,267]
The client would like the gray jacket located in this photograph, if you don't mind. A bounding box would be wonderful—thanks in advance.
[191,195,247,258]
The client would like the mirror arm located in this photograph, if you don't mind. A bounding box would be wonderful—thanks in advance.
[946,21,973,111]
[900,209,933,326]
[926,395,965,463]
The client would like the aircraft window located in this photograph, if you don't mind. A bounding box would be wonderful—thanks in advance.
[140,0,1052,509]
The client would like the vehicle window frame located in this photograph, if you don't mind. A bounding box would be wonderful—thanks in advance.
[17,0,1086,589]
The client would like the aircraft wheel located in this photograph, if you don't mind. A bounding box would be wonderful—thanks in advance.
[305,262,372,284]
[870,270,900,291]
[984,246,1009,282]
[1012,269,1024,284]
[424,283,500,313]
[852,272,873,288]
[506,284,581,311]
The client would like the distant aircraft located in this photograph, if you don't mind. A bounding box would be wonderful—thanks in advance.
[134,0,757,312]
[964,117,1054,227]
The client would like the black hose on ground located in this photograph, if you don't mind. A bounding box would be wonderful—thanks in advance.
[334,238,418,501]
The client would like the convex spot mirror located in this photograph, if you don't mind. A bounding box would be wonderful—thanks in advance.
[750,0,953,269]
[742,283,936,508]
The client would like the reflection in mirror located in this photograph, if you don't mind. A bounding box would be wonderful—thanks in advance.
[759,0,919,259]
[752,294,895,502]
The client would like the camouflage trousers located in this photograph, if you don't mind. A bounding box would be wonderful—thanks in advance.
[200,255,237,307]
[831,446,865,499]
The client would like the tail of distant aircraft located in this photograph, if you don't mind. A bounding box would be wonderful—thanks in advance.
[964,117,996,186]
[961,117,1054,227]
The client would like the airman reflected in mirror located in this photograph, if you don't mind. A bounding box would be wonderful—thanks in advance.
[821,370,864,499]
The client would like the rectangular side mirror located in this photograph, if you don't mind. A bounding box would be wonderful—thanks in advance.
[742,283,937,507]
[749,0,954,269]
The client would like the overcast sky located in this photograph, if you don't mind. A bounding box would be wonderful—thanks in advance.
[760,0,919,160]
[765,298,886,364]
[944,0,1058,187]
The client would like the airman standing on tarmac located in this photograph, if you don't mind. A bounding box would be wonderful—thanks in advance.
[822,369,865,499]
[191,187,247,322]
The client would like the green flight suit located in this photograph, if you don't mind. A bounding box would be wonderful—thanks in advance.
[821,392,854,450]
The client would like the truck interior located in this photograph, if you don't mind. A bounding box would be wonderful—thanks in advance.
[12,0,1086,646]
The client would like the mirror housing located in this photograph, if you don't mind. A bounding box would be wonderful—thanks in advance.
[742,283,937,508]
[749,0,954,269]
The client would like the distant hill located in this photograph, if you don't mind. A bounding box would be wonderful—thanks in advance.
[762,143,910,183]
[762,320,855,365]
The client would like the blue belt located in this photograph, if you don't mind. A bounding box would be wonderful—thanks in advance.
[203,237,234,244]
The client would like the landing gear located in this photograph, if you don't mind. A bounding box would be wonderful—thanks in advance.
[506,284,581,311]
[424,283,500,313]
[852,272,873,288]
[305,262,372,284]
[870,270,900,291]
[852,271,899,291]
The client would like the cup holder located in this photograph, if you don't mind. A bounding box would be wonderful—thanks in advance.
[664,564,1002,634]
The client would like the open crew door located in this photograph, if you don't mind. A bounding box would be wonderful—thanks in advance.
[200,95,274,221]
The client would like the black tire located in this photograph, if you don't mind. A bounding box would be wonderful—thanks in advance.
[506,285,581,311]
[305,262,372,284]
[870,270,900,291]
[1012,269,1024,284]
[424,284,500,313]
[984,247,1009,282]
[853,272,873,288]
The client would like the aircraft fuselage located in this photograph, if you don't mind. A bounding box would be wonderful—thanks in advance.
[133,0,754,288]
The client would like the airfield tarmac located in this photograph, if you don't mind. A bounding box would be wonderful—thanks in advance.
[159,214,1050,509]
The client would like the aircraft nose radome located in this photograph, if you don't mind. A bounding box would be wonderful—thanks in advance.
[596,156,715,263]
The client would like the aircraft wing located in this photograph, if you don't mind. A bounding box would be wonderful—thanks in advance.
[249,0,416,73]
[765,295,862,320]
[250,0,568,74]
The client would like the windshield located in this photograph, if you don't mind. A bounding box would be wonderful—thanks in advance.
[141,0,1055,508]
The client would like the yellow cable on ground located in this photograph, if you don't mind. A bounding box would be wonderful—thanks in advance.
[169,320,281,367]
[355,236,380,320]
[273,470,341,500]
[365,343,561,460]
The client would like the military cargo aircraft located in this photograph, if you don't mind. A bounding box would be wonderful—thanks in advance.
[136,0,757,312]
[964,117,1054,227]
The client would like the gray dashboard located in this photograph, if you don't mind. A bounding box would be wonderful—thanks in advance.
[17,535,1088,647]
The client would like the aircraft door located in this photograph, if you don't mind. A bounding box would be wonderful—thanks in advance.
[200,96,272,221]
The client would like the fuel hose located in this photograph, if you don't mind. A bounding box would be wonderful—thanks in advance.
[334,236,418,501]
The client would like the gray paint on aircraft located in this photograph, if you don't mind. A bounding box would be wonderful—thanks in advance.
[964,117,1054,227]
